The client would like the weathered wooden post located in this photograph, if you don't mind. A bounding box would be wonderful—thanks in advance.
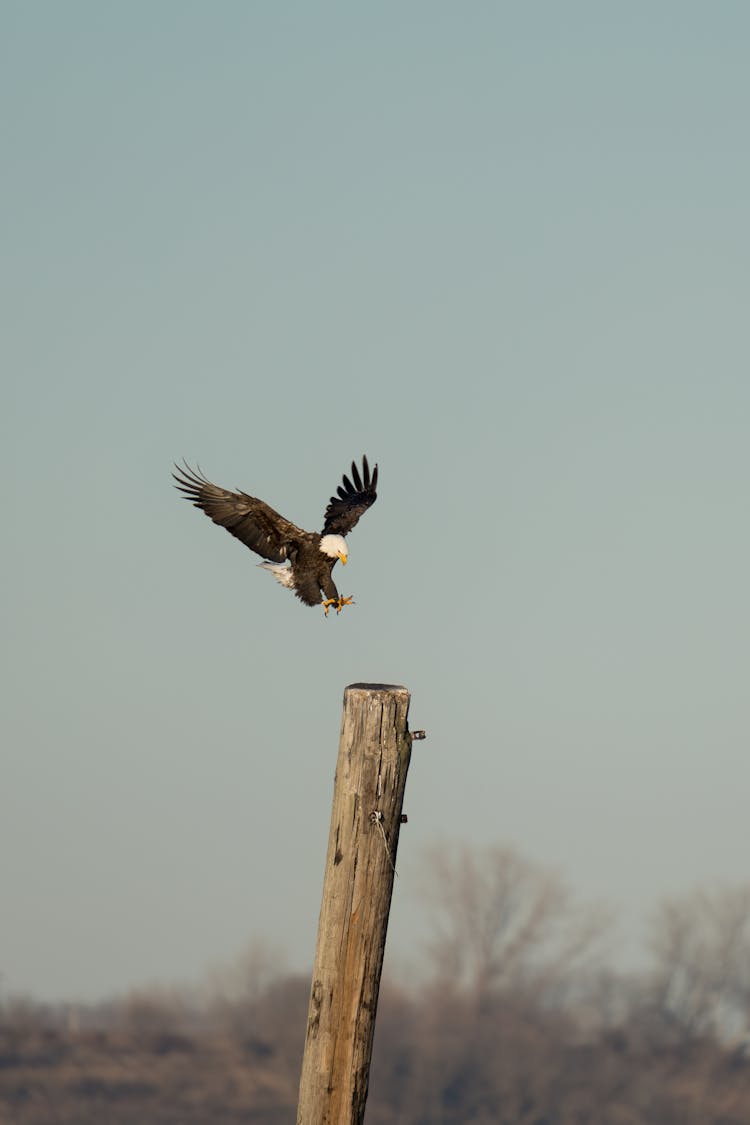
[297,683,414,1125]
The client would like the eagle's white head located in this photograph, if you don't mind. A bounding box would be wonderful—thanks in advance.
[319,533,348,565]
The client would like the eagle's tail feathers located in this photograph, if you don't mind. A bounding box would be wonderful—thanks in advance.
[258,560,295,589]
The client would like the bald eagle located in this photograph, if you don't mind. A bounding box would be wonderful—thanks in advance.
[173,456,378,615]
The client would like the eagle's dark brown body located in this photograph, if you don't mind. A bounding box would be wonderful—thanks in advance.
[173,456,378,611]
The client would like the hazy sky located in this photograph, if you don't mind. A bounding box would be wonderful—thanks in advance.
[3,2,749,1002]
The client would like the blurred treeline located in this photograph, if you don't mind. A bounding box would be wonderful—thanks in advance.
[3,844,750,1124]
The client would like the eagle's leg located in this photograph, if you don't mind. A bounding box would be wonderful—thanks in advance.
[322,595,355,616]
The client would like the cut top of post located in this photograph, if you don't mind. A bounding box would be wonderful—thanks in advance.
[345,682,410,694]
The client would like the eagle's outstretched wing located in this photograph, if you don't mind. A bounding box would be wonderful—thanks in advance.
[173,463,305,563]
[322,455,378,536]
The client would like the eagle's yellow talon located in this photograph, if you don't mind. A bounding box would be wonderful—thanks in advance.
[322,595,354,616]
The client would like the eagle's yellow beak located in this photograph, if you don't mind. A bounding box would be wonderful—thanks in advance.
[338,552,348,565]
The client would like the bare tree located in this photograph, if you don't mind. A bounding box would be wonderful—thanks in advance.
[418,843,610,1008]
[648,884,750,1043]
[203,938,288,1008]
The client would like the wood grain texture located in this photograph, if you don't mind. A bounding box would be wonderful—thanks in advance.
[297,684,413,1125]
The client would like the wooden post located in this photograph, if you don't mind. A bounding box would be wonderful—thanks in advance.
[297,683,413,1125]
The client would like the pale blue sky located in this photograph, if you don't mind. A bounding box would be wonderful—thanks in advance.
[3,2,749,1001]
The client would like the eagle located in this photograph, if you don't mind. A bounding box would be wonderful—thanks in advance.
[173,455,378,615]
